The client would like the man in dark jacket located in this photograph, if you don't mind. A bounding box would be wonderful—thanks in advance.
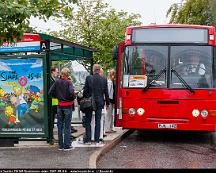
[50,66,59,145]
[49,67,75,150]
[83,64,109,146]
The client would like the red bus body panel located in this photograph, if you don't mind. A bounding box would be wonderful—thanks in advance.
[115,43,124,127]
[120,89,216,131]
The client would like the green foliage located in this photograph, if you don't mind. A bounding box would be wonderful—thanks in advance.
[166,0,216,26]
[209,0,216,26]
[0,0,77,44]
[49,0,141,73]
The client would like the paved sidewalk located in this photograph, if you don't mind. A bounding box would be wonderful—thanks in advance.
[0,126,127,169]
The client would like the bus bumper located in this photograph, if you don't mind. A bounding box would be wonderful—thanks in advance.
[122,121,216,132]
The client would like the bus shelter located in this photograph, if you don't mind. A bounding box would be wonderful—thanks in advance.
[0,33,95,145]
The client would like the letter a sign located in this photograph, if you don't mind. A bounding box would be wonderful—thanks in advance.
[40,41,48,51]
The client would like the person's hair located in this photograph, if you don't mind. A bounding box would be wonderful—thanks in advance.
[108,68,116,80]
[51,66,58,73]
[99,68,104,76]
[93,64,101,74]
[61,67,70,77]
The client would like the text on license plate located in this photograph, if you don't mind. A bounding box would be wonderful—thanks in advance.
[158,124,177,129]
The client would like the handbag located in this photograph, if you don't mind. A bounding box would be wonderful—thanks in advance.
[79,76,96,113]
[79,96,96,113]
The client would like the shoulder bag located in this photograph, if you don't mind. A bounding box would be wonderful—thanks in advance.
[79,76,96,113]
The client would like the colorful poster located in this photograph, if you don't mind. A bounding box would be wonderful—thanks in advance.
[129,75,147,88]
[0,58,45,135]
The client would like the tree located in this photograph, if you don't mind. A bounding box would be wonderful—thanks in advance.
[166,0,215,26]
[0,0,77,44]
[50,0,141,72]
[209,0,216,26]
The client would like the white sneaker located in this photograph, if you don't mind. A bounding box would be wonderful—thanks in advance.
[95,142,104,147]
[77,139,84,144]
[84,142,92,145]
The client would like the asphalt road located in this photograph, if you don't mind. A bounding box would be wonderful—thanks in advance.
[97,130,216,169]
[0,147,96,169]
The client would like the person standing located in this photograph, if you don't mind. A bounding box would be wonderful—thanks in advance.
[99,68,107,140]
[105,69,116,133]
[91,68,106,142]
[83,64,109,146]
[50,66,59,144]
[49,67,75,150]
[51,66,59,82]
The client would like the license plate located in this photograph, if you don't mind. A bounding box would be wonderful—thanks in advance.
[158,124,177,129]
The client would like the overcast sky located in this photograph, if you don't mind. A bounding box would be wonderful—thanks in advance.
[105,0,182,24]
[30,0,182,32]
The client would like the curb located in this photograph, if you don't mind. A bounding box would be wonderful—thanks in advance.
[88,129,134,168]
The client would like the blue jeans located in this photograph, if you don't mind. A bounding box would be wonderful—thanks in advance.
[85,108,102,143]
[57,105,72,149]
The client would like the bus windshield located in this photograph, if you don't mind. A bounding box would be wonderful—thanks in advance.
[122,46,213,89]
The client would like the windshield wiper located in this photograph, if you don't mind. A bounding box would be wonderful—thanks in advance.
[143,68,166,92]
[171,68,195,94]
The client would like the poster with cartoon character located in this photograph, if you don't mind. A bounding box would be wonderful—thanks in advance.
[0,58,45,135]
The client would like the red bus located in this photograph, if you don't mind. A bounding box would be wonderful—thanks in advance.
[113,24,216,144]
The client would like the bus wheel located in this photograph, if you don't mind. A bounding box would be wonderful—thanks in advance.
[210,132,216,149]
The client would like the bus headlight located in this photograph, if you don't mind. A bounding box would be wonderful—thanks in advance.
[192,109,200,117]
[201,110,208,118]
[137,108,145,116]
[129,108,136,116]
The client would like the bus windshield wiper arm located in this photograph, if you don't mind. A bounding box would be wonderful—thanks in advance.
[143,68,166,92]
[171,68,195,94]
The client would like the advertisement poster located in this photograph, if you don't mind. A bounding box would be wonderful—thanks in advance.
[0,58,45,135]
[129,75,147,88]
